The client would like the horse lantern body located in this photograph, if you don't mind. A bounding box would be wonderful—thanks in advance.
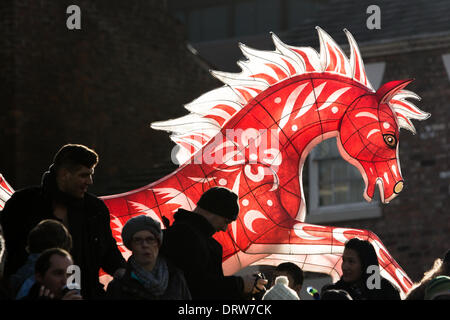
[76,28,432,296]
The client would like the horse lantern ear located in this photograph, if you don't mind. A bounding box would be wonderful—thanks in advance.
[376,79,414,105]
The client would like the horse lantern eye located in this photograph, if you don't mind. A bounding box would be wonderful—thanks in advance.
[383,134,396,148]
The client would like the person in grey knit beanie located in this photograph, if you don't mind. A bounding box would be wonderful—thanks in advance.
[121,215,163,250]
[106,215,192,300]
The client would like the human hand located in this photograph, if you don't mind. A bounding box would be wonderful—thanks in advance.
[61,289,83,300]
[38,285,55,299]
[241,273,268,295]
[253,278,268,295]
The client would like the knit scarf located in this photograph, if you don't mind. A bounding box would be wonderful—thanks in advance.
[129,255,169,297]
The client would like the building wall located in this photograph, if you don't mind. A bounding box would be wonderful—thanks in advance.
[0,0,220,195]
[0,1,16,190]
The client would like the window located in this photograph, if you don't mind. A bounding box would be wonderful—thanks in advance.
[307,138,381,223]
[315,139,365,206]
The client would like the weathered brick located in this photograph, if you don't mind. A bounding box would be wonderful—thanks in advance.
[0,0,220,195]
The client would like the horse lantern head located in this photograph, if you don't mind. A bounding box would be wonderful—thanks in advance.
[338,79,429,203]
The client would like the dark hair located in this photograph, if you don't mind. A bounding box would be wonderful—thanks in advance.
[344,238,379,282]
[35,248,72,276]
[27,219,72,254]
[53,144,98,173]
[275,262,304,286]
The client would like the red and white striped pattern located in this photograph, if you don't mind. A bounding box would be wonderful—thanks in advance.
[390,90,430,133]
[0,174,14,210]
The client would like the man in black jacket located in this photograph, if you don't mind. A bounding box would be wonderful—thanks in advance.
[0,144,126,299]
[160,187,267,300]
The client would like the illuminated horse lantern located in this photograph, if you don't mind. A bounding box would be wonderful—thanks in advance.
[102,28,430,296]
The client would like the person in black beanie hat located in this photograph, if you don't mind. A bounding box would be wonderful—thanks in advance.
[160,187,267,300]
[196,187,240,232]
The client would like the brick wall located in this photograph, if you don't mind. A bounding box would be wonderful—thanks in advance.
[0,0,16,185]
[0,0,220,195]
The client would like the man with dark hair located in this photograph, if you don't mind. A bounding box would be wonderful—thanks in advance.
[10,219,72,298]
[160,187,267,300]
[27,219,73,254]
[1,144,126,299]
[273,262,304,297]
[23,248,82,300]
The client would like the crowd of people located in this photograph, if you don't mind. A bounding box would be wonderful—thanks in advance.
[0,144,448,301]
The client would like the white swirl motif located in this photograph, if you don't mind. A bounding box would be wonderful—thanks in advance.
[332,228,355,244]
[244,210,268,234]
[244,164,265,182]
[293,223,327,241]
